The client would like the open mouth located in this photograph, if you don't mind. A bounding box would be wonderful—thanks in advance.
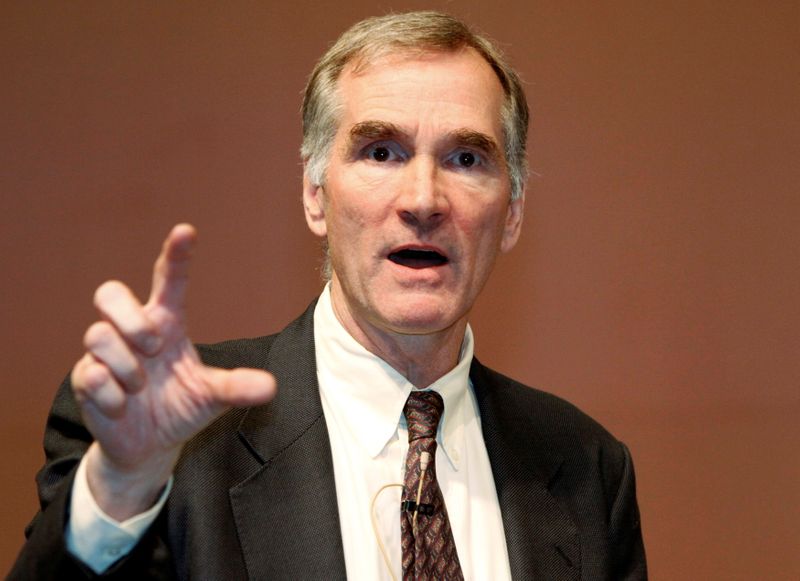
[388,248,448,269]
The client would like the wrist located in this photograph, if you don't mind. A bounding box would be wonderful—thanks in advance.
[84,442,179,521]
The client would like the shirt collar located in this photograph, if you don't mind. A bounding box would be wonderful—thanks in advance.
[313,283,473,468]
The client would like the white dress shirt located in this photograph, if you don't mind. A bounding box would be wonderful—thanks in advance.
[67,284,511,579]
[315,285,511,581]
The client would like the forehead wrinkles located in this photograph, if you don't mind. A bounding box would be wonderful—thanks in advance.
[351,72,486,112]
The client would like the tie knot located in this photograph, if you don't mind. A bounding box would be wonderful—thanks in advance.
[404,391,444,441]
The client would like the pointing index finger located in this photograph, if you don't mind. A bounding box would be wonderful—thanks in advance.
[148,223,197,312]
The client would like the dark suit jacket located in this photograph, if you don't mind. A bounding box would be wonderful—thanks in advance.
[10,302,646,580]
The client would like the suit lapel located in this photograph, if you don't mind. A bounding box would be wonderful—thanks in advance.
[471,360,581,580]
[230,305,348,580]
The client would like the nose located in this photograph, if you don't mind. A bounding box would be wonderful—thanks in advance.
[397,156,449,230]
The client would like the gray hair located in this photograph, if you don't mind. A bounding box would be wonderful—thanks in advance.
[300,11,529,201]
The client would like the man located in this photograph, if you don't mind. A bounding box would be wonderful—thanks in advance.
[11,11,646,580]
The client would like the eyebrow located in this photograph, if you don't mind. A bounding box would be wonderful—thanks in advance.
[348,120,406,143]
[346,120,503,163]
[450,128,503,164]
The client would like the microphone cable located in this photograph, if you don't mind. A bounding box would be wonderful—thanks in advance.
[370,451,432,581]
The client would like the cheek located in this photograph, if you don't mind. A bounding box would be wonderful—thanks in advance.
[326,172,397,230]
[324,186,366,233]
[458,207,508,248]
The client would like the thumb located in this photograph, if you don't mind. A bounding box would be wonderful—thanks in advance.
[203,367,277,407]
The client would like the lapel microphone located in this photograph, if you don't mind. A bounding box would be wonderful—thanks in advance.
[370,450,434,581]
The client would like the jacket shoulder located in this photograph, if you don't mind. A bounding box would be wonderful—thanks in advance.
[196,334,279,369]
[195,298,318,371]
[472,361,622,448]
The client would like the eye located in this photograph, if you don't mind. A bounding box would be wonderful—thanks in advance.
[362,143,404,163]
[449,149,482,169]
[371,146,391,162]
[457,151,476,167]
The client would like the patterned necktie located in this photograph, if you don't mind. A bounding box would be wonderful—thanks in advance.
[401,391,464,581]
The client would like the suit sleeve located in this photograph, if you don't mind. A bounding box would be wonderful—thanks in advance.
[7,376,176,580]
[608,442,648,580]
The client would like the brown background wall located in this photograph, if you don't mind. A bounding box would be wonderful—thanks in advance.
[2,1,798,578]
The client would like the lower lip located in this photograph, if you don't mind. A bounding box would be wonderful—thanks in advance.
[387,258,449,278]
[388,258,448,270]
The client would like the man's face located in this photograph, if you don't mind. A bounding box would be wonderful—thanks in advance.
[304,47,524,341]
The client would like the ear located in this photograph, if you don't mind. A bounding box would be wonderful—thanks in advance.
[303,171,327,238]
[500,192,525,253]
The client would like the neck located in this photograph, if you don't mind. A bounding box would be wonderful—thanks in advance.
[329,284,467,389]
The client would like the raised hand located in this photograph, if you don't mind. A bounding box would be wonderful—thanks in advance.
[71,224,276,520]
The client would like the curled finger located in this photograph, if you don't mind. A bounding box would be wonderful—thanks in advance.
[94,280,162,355]
[72,353,128,418]
[83,321,145,392]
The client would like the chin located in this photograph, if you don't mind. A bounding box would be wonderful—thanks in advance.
[378,299,460,336]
